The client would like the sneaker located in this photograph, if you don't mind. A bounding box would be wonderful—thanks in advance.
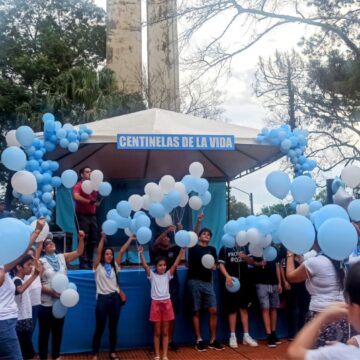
[271,333,282,345]
[243,334,258,347]
[229,335,238,348]
[209,339,225,351]
[267,335,277,348]
[169,342,179,351]
[195,340,207,352]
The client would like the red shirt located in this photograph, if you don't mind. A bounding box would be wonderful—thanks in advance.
[72,181,98,214]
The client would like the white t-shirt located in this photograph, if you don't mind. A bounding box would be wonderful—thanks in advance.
[13,277,32,321]
[40,254,67,307]
[148,270,173,300]
[305,343,360,360]
[24,273,42,306]
[0,268,18,320]
[304,255,344,312]
[94,263,120,295]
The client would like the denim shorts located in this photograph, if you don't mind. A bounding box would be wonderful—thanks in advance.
[0,318,22,360]
[256,284,280,309]
[188,279,217,312]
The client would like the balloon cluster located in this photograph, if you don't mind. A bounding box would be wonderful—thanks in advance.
[256,125,316,176]
[1,113,93,221]
[80,169,112,197]
[101,162,211,247]
[51,273,80,318]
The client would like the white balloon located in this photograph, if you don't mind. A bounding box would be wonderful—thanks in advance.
[188,231,198,248]
[259,234,272,248]
[333,187,353,209]
[236,230,248,246]
[30,220,49,243]
[6,130,21,147]
[51,274,69,293]
[296,203,310,217]
[179,193,189,208]
[303,250,317,261]
[174,182,186,194]
[124,228,133,237]
[128,194,143,212]
[11,171,37,195]
[148,184,164,202]
[246,228,261,246]
[189,196,202,210]
[201,254,215,269]
[159,175,176,193]
[155,213,173,227]
[60,288,79,308]
[81,180,94,195]
[189,162,204,178]
[248,243,263,257]
[144,182,157,195]
[90,169,104,186]
[142,194,151,210]
[341,165,360,188]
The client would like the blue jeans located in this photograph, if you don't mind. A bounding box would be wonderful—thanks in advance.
[0,318,22,360]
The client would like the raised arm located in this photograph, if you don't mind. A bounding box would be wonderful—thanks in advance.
[286,252,308,283]
[170,248,185,276]
[194,213,204,235]
[64,230,85,263]
[138,246,151,277]
[93,232,106,269]
[4,217,45,272]
[14,259,42,294]
[116,235,136,266]
[153,225,176,250]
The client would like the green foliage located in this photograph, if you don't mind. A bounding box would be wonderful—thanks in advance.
[229,195,251,219]
[260,203,295,218]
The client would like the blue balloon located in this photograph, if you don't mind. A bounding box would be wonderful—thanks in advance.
[331,177,344,194]
[20,194,34,205]
[42,184,53,193]
[226,277,240,293]
[99,182,112,197]
[44,121,55,132]
[258,218,273,234]
[181,175,195,193]
[309,200,322,213]
[16,126,34,147]
[80,132,89,141]
[133,211,146,219]
[193,178,209,195]
[269,214,283,229]
[263,246,277,261]
[265,171,291,199]
[107,209,120,221]
[44,141,56,152]
[136,227,152,245]
[117,216,131,229]
[68,142,78,152]
[278,215,315,254]
[34,150,43,159]
[175,230,191,247]
[61,170,78,189]
[281,139,291,151]
[135,214,151,229]
[49,161,59,172]
[149,203,166,218]
[52,300,68,319]
[200,191,212,206]
[41,161,50,171]
[42,192,53,203]
[56,129,67,139]
[166,191,181,208]
[318,218,357,261]
[68,282,77,291]
[67,131,78,142]
[42,173,52,185]
[290,176,316,204]
[347,200,360,222]
[221,234,235,248]
[0,218,31,265]
[224,220,239,236]
[116,201,132,218]
[51,176,62,188]
[246,215,258,229]
[59,138,69,149]
[1,146,27,171]
[42,113,55,123]
[312,204,349,230]
[236,217,246,231]
[102,220,118,235]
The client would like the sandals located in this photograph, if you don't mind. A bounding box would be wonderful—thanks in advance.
[109,353,120,360]
[154,356,160,360]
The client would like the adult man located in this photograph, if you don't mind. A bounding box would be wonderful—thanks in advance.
[72,167,99,269]
[287,261,360,359]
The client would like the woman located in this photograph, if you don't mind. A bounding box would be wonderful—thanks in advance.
[38,230,85,360]
[92,233,135,360]
[286,241,348,347]
[0,217,45,360]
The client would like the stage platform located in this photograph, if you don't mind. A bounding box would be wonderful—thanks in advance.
[34,267,290,354]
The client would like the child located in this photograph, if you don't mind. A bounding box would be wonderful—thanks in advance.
[13,255,42,360]
[139,245,184,360]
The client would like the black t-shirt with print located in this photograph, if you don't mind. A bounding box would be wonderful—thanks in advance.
[252,256,279,285]
[218,246,249,282]
[187,244,217,283]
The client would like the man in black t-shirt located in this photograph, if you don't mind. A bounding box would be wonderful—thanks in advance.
[187,214,224,352]
[218,246,258,348]
[150,224,182,351]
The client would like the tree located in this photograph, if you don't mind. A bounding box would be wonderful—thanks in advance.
[229,195,251,219]
[260,203,295,217]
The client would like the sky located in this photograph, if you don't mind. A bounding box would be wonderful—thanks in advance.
[94,0,314,212]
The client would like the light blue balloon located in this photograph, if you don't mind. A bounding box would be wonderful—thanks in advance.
[318,218,357,261]
[136,227,152,245]
[133,211,146,219]
[290,176,316,204]
[42,113,55,122]
[116,201,132,218]
[269,214,283,229]
[265,171,291,199]
[61,170,77,189]
[135,214,151,229]
[236,217,246,231]
[52,299,68,319]
[102,220,118,235]
[309,200,322,213]
[331,177,344,194]
[68,282,77,291]
[68,142,78,152]
[1,146,27,171]
[246,215,258,229]
[20,194,34,205]
[175,230,191,247]
[278,214,315,254]
[149,203,166,218]
[51,176,62,188]
[221,234,235,248]
[226,277,240,293]
[312,204,349,230]
[263,246,277,261]
[56,128,67,139]
[348,200,360,222]
[0,218,31,265]
[117,216,131,229]
[200,191,212,206]
[224,220,239,236]
[42,192,53,203]
[181,175,195,193]
[258,218,273,235]
[167,191,181,208]
[99,182,112,197]
[16,126,34,147]
[193,178,209,195]
[59,138,69,149]
[281,139,292,151]
[107,209,120,221]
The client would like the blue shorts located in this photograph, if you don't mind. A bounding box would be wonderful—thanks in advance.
[188,279,217,312]
[256,284,280,309]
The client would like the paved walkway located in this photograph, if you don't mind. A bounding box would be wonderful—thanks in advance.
[62,341,289,360]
